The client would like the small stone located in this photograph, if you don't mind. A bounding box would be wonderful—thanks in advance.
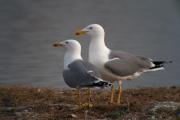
[70,114,78,118]
[151,116,156,120]
[15,112,22,117]
[37,88,41,92]
[24,109,29,113]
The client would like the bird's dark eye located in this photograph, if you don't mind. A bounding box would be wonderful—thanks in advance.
[65,41,69,44]
[89,27,93,30]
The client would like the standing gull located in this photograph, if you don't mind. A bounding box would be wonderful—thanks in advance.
[75,24,172,104]
[53,39,111,106]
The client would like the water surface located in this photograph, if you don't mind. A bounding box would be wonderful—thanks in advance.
[0,0,179,88]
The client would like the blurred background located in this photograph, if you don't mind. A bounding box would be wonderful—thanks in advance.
[0,0,179,88]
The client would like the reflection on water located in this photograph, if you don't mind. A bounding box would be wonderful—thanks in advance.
[0,0,179,88]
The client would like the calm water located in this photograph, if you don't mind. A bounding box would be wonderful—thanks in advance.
[0,0,180,88]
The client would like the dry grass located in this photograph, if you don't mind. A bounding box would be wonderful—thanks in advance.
[0,85,180,120]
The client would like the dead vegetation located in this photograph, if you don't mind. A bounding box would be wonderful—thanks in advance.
[0,85,180,120]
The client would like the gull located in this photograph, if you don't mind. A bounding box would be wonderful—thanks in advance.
[75,24,172,104]
[53,39,111,106]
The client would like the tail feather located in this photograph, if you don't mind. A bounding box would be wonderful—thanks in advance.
[93,80,112,88]
[87,72,112,88]
[81,80,112,88]
[80,73,112,88]
[153,60,172,65]
[151,61,172,68]
[148,60,172,71]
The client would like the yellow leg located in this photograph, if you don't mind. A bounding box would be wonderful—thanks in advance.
[81,89,93,108]
[117,80,122,104]
[110,81,115,104]
[88,88,91,107]
[77,89,81,107]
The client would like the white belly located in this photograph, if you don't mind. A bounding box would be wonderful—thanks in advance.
[100,68,143,81]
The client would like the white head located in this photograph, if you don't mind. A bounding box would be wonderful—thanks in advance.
[75,24,105,39]
[53,39,82,68]
[53,39,81,52]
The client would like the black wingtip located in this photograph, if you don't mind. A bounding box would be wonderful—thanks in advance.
[93,81,112,88]
[153,60,173,66]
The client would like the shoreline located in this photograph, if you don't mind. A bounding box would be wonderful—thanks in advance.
[0,85,180,119]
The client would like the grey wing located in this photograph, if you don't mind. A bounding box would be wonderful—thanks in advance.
[104,51,153,76]
[63,70,79,88]
[81,60,101,78]
[63,60,102,88]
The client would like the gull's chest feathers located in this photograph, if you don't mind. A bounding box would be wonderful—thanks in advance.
[64,52,82,70]
[88,44,110,69]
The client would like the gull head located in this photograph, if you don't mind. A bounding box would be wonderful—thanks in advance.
[53,40,82,68]
[53,39,81,52]
[75,24,105,38]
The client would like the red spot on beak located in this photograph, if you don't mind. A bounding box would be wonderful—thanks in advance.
[76,32,80,36]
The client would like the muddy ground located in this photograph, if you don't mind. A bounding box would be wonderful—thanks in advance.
[0,86,180,120]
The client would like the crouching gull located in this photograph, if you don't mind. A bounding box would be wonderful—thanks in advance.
[53,39,111,107]
[75,24,172,104]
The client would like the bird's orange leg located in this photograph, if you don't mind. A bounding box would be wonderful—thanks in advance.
[117,80,122,104]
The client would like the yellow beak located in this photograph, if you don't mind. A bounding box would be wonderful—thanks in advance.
[53,43,64,47]
[75,30,88,36]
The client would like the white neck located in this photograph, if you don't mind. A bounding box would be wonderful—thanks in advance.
[64,49,82,69]
[89,30,110,54]
[89,31,110,65]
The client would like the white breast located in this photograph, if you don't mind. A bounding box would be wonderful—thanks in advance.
[89,43,110,69]
[64,51,82,70]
